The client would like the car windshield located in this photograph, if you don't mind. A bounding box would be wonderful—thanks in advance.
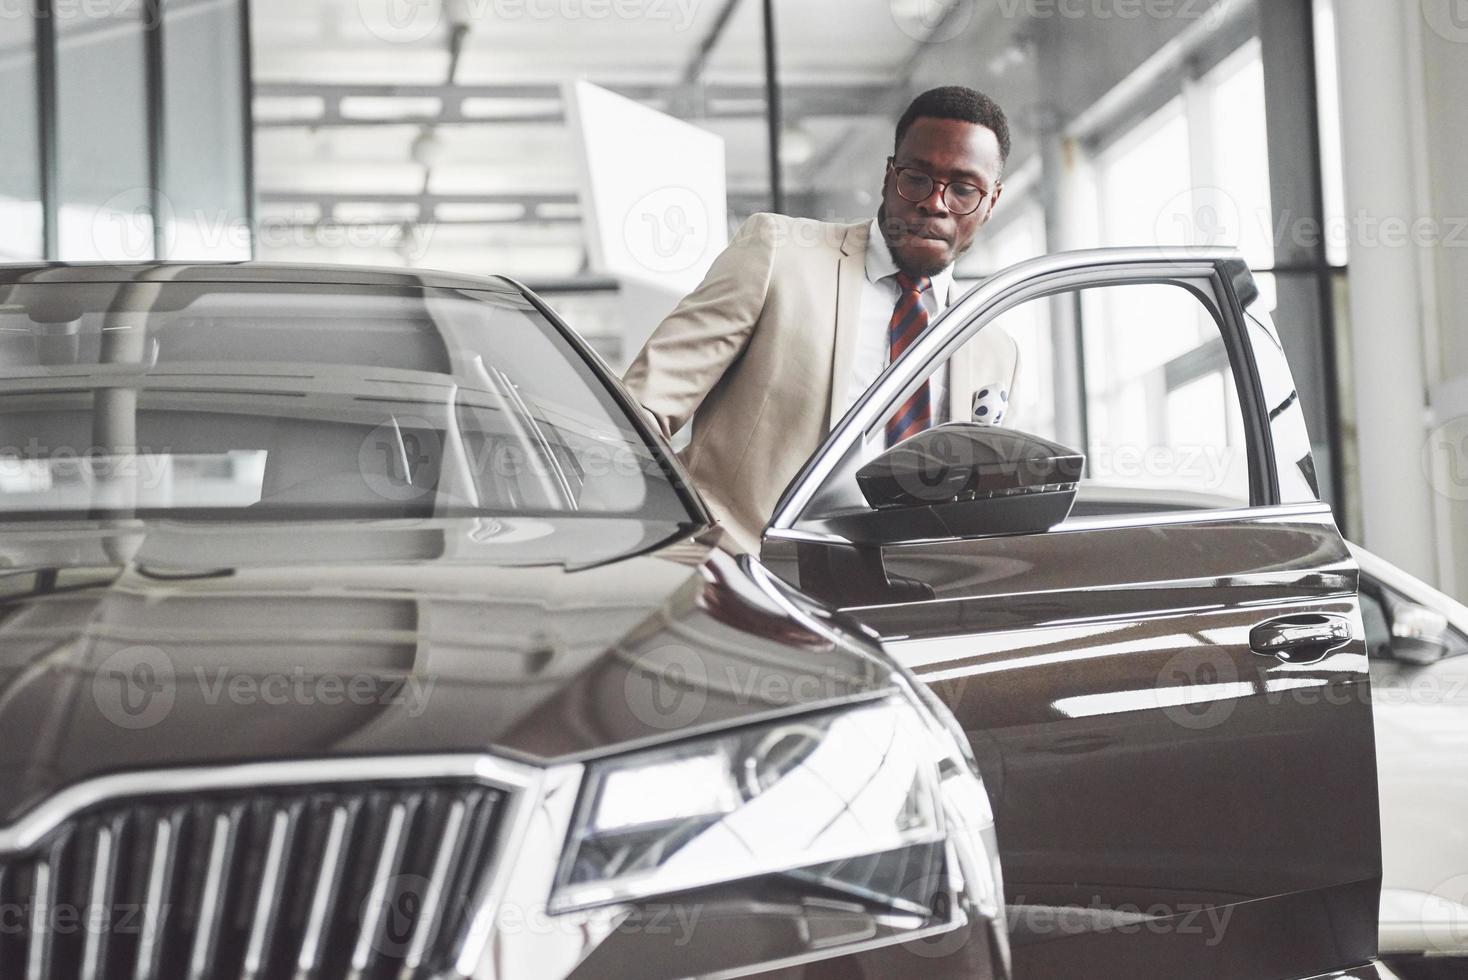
[0,277,694,523]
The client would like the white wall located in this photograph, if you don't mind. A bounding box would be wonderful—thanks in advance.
[1417,10,1468,597]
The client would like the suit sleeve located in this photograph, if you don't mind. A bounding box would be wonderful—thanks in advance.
[621,213,778,439]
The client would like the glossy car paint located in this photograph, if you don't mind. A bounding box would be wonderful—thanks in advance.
[0,515,1009,979]
[765,507,1379,979]
[0,517,900,811]
[759,249,1382,980]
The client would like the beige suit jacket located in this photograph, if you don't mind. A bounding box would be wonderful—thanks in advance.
[623,212,1020,552]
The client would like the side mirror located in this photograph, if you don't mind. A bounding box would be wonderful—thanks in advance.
[1392,603,1453,665]
[821,424,1086,545]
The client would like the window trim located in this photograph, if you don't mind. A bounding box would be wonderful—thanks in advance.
[765,501,1335,551]
[508,276,714,530]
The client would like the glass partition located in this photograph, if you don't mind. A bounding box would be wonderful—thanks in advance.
[163,0,250,260]
[0,13,42,260]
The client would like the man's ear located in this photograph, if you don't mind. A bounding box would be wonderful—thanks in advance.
[982,181,1005,223]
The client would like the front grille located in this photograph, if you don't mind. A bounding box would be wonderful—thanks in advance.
[0,781,506,980]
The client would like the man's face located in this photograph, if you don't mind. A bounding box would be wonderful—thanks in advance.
[878,116,1005,278]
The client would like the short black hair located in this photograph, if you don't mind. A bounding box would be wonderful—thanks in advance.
[894,86,1011,166]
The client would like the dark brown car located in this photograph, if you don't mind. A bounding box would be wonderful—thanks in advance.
[0,263,1004,980]
[0,255,1380,980]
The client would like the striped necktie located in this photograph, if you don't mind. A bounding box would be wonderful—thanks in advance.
[885,271,933,447]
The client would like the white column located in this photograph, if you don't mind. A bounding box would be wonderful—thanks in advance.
[1330,0,1440,582]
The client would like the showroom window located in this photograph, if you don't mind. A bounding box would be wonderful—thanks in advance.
[1090,40,1273,267]
[985,31,1338,518]
[970,196,1048,273]
[965,202,1056,442]
[1193,39,1276,270]
[981,280,1250,512]
[1078,87,1258,509]
[1314,0,1349,271]
[5,0,251,264]
[1095,97,1192,251]
[0,13,43,261]
[55,3,154,261]
[163,0,251,260]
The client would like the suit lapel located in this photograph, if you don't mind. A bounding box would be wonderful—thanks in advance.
[827,221,871,428]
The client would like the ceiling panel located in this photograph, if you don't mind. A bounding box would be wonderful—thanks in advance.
[704,0,922,78]
[248,0,938,300]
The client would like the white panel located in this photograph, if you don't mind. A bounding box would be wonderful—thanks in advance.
[565,80,727,355]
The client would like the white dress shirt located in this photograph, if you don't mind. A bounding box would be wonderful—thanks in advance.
[837,218,956,423]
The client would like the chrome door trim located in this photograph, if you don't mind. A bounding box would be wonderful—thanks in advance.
[765,246,1242,535]
[763,501,1337,551]
[1053,500,1333,532]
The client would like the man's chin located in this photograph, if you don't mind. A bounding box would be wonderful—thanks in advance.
[894,242,953,278]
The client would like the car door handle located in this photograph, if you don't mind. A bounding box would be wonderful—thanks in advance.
[1249,614,1353,664]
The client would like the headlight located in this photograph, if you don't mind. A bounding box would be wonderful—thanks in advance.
[549,697,947,913]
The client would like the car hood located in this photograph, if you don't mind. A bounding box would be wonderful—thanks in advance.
[0,515,896,824]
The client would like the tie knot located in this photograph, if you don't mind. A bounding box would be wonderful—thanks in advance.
[896,272,931,296]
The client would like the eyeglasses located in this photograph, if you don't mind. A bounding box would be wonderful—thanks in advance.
[889,163,992,216]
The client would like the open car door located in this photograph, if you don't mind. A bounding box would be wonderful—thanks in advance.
[759,249,1381,980]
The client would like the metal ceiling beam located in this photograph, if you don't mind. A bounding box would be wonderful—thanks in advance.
[262,215,581,227]
[258,82,568,99]
[260,190,573,218]
[255,80,886,101]
[258,189,770,219]
[680,0,744,87]
[261,191,573,204]
[256,111,563,129]
[760,0,783,213]
[252,80,891,127]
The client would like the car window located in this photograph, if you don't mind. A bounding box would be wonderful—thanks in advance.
[1241,284,1322,504]
[987,280,1251,518]
[0,280,692,523]
[805,278,1255,528]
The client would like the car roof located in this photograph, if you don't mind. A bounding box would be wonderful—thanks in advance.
[0,261,522,293]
